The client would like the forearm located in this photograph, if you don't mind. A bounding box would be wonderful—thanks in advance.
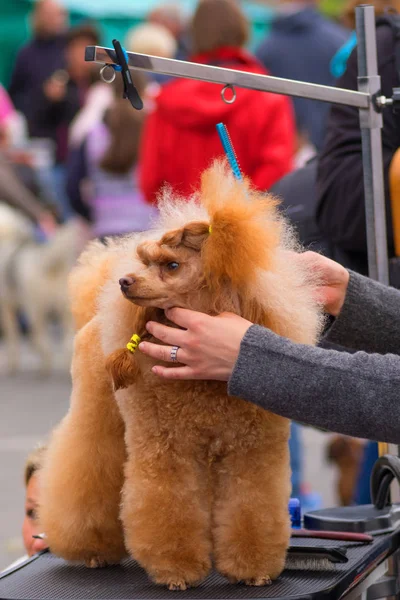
[229,325,400,443]
[324,271,400,355]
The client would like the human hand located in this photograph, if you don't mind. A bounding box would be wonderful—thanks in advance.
[295,251,350,317]
[139,309,253,381]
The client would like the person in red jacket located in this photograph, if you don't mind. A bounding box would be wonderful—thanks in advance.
[140,0,295,203]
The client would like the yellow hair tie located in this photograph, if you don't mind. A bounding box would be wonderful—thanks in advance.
[208,225,212,234]
[126,334,141,353]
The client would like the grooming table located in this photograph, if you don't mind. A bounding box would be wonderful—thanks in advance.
[1,533,399,600]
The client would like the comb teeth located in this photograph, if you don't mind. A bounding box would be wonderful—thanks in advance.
[285,558,336,571]
[216,123,243,180]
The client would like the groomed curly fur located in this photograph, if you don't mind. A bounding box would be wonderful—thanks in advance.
[39,161,323,589]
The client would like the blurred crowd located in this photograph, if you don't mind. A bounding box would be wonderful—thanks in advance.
[3,0,400,546]
[0,0,352,243]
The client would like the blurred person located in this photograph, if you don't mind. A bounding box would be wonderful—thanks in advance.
[22,446,48,557]
[0,157,56,236]
[29,23,101,220]
[67,74,157,239]
[0,86,57,235]
[32,23,101,165]
[68,68,114,151]
[140,0,295,203]
[125,22,178,87]
[125,23,177,59]
[3,446,48,572]
[256,0,349,151]
[316,4,400,275]
[8,0,68,137]
[326,435,365,505]
[148,3,190,60]
[0,84,26,148]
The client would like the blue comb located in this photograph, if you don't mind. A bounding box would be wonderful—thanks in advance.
[216,123,243,181]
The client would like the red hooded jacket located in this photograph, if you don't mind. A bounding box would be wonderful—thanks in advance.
[140,47,295,203]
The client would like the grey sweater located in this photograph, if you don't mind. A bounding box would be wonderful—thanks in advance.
[228,272,400,442]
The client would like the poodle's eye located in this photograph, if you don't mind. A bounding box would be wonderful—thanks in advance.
[166,262,180,271]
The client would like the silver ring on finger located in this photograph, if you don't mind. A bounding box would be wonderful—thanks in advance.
[170,345,180,362]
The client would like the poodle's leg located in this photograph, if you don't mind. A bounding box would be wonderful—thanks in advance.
[0,300,20,373]
[121,439,212,590]
[39,317,127,565]
[213,426,291,585]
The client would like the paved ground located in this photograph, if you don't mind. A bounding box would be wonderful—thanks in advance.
[0,343,337,572]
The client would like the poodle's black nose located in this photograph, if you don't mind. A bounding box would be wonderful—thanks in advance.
[119,276,135,289]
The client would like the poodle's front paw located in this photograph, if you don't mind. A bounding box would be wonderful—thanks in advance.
[227,575,272,586]
[167,580,189,591]
[150,557,211,591]
[243,576,272,587]
[85,557,109,569]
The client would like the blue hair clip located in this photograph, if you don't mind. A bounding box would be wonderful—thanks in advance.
[111,46,129,73]
[216,123,243,181]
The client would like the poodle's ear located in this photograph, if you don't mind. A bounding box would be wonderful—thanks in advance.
[161,221,209,251]
[105,349,139,391]
[200,161,282,290]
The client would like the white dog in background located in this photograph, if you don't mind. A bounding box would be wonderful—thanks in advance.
[0,204,79,374]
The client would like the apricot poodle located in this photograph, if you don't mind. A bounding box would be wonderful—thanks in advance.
[39,161,323,589]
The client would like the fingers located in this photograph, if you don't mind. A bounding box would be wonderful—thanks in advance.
[139,341,188,364]
[164,307,204,329]
[145,321,186,346]
[151,365,198,380]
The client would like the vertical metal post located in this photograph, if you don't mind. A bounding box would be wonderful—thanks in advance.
[356,5,389,286]
[357,20,400,585]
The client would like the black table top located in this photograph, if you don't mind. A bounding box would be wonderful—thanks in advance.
[1,533,398,600]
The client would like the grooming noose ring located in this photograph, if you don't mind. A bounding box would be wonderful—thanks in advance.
[100,64,117,84]
[221,84,237,104]
[170,346,180,362]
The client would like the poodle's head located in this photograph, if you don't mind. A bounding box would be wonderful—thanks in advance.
[119,221,212,312]
[117,160,284,317]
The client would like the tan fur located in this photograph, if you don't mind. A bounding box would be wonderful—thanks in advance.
[39,317,127,564]
[40,161,323,588]
[68,239,117,331]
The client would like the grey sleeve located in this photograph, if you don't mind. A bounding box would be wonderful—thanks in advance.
[323,271,400,355]
[228,325,400,443]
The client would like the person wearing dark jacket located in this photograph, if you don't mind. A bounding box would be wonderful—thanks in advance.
[28,24,100,166]
[140,0,295,203]
[256,0,349,151]
[8,0,68,138]
[317,20,400,274]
